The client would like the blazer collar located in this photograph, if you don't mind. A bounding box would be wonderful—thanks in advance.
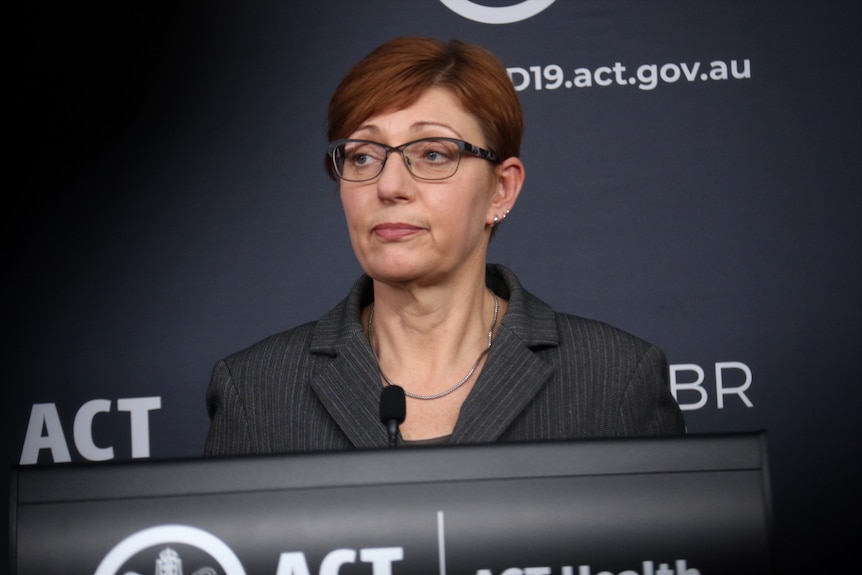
[308,274,387,449]
[307,264,560,447]
[454,264,559,442]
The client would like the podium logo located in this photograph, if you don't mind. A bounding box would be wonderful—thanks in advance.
[95,525,245,575]
[439,0,556,24]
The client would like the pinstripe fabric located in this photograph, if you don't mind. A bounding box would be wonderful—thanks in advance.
[204,264,685,456]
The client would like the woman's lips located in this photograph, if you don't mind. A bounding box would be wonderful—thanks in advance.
[373,223,423,241]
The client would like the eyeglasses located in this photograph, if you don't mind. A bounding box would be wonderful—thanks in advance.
[327,137,498,182]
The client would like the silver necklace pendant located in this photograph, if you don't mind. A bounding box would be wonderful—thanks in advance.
[368,292,500,400]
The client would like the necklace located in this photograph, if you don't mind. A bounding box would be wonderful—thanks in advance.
[367,292,500,400]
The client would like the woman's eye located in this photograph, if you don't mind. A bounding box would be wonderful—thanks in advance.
[414,142,455,163]
[346,145,382,166]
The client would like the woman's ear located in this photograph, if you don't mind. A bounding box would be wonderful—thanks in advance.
[487,156,525,225]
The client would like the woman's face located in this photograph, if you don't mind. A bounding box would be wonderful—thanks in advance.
[339,87,501,287]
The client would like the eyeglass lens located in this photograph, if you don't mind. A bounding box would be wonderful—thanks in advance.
[335,139,463,181]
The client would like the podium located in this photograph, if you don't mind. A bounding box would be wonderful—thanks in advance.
[10,432,773,574]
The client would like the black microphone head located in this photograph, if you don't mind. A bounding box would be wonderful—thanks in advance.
[379,385,406,424]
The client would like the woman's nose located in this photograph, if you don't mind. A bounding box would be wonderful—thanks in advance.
[375,150,415,200]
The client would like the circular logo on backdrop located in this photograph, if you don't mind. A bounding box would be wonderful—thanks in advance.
[439,0,556,24]
[95,525,246,575]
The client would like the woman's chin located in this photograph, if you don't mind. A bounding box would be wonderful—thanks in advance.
[363,260,443,286]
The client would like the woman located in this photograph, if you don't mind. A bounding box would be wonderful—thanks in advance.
[204,37,685,455]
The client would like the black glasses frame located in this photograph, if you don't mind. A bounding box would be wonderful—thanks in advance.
[326,137,499,182]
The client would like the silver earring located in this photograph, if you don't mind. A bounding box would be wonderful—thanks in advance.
[493,215,500,226]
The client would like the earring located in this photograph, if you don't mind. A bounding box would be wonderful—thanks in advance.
[493,215,500,226]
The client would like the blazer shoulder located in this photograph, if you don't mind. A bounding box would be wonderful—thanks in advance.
[222,321,320,367]
[552,312,661,357]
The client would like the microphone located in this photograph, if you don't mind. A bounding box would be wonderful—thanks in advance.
[379,385,406,448]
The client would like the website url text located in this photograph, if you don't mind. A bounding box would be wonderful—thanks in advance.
[507,59,751,91]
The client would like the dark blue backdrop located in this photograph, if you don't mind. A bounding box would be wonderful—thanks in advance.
[9,1,861,571]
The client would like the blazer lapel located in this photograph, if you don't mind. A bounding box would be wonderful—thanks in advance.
[451,324,555,443]
[452,264,560,443]
[307,274,390,449]
[309,331,390,449]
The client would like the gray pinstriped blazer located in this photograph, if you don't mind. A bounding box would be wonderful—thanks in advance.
[204,264,685,456]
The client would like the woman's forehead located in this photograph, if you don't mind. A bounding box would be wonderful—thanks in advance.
[351,88,482,141]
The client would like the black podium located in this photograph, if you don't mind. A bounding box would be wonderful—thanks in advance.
[10,432,772,575]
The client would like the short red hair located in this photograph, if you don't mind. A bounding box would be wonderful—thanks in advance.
[326,36,523,180]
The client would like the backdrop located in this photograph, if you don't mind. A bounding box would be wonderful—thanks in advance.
[9,0,861,571]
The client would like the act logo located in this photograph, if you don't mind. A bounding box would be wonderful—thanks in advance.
[95,525,245,575]
[439,0,556,24]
